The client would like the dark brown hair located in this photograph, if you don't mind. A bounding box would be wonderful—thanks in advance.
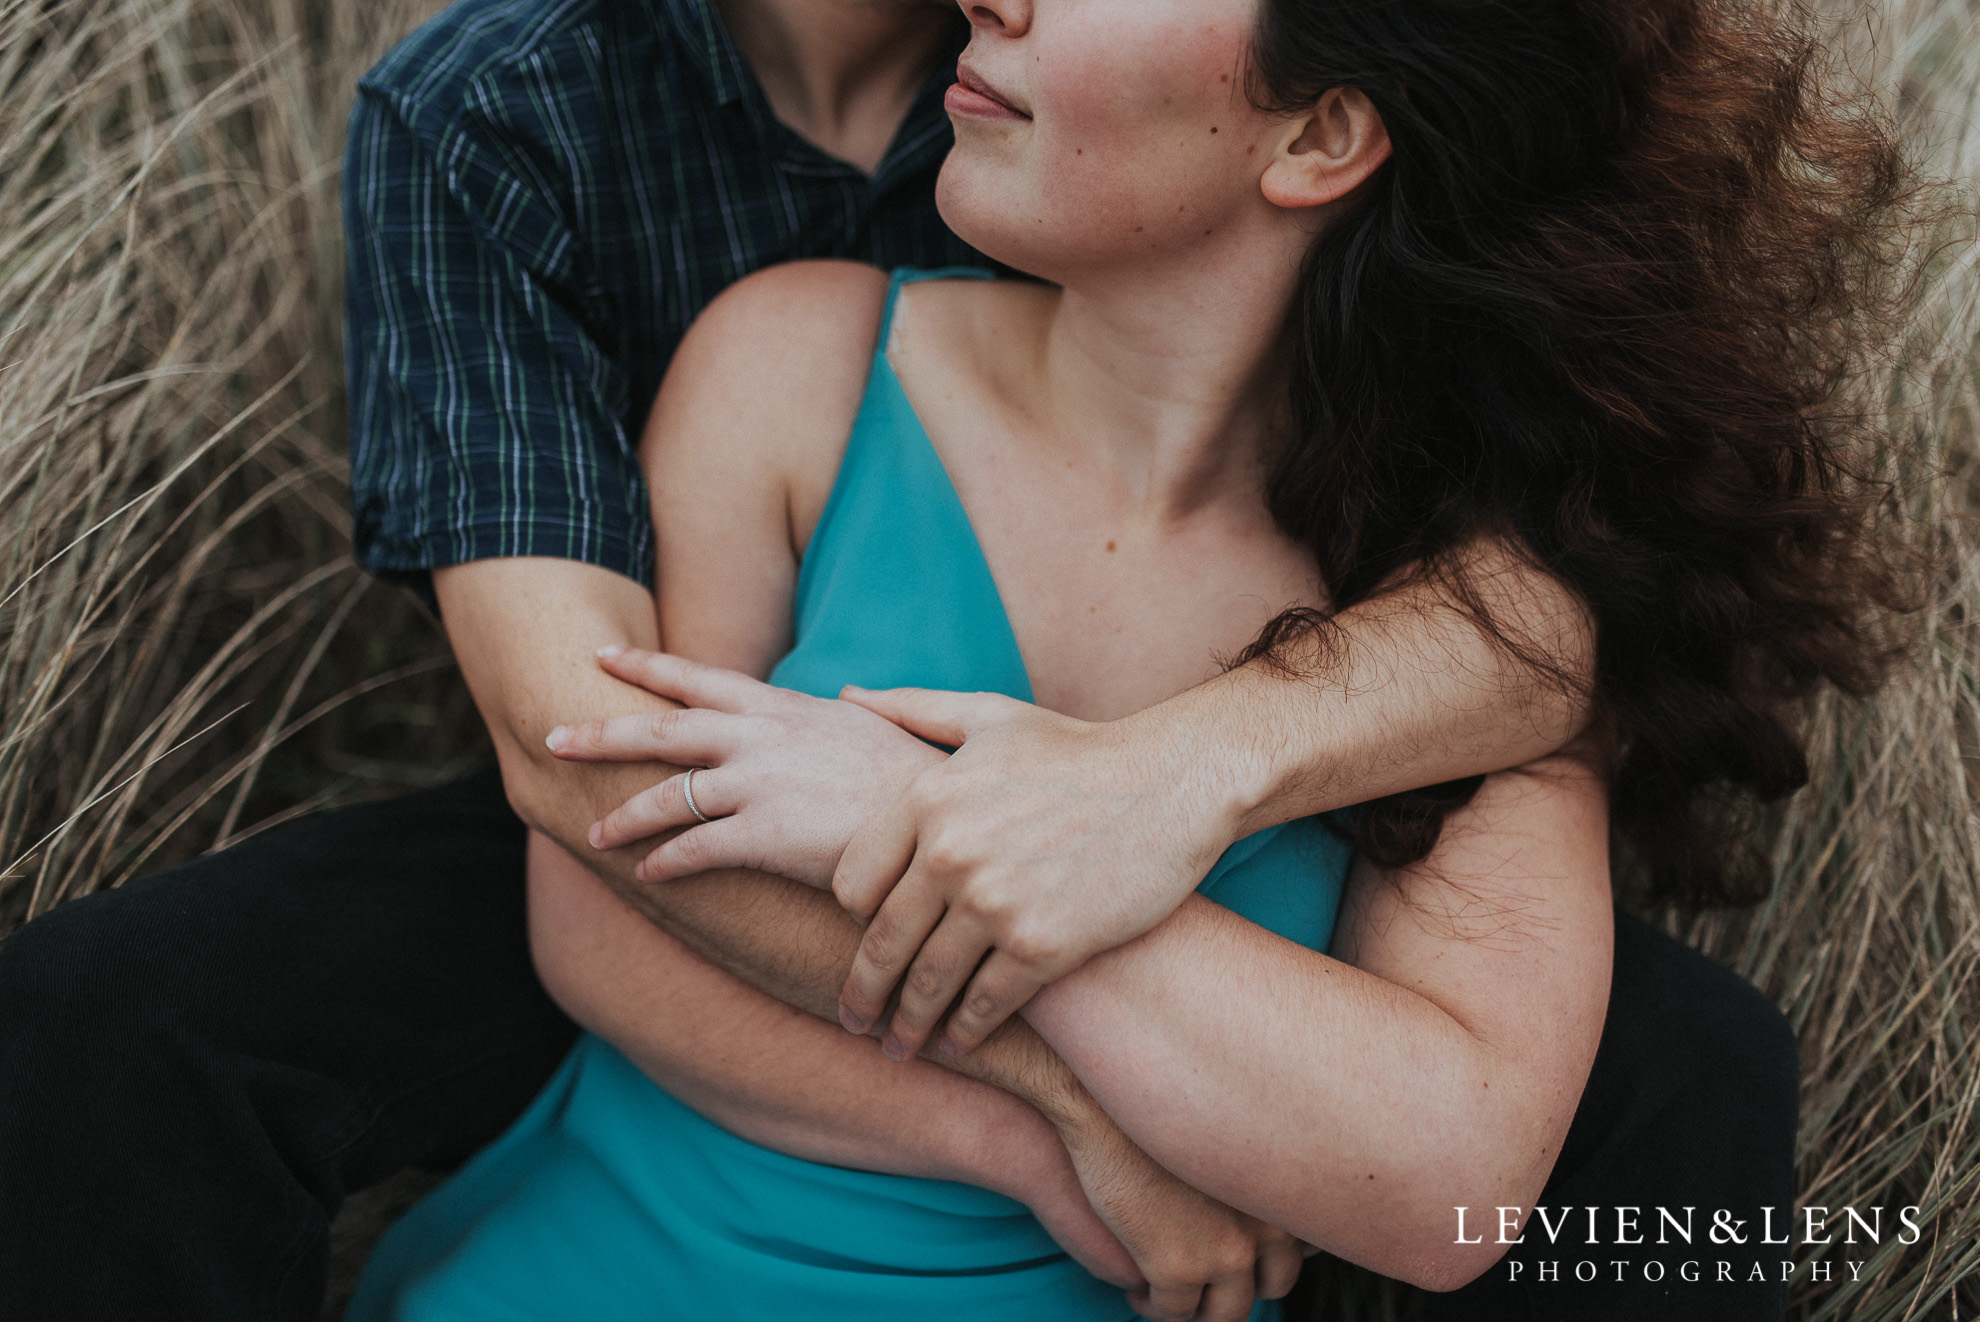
[1245,0,1918,906]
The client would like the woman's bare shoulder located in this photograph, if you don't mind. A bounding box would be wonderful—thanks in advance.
[644,261,891,546]
[680,260,893,373]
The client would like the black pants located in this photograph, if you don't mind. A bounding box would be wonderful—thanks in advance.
[0,770,1795,1320]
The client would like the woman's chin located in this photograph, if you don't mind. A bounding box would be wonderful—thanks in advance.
[937,156,1220,285]
[935,168,1114,285]
[934,168,1045,278]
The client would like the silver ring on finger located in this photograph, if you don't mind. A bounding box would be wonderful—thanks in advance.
[683,767,712,824]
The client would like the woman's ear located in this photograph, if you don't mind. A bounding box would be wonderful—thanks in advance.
[1260,88,1392,210]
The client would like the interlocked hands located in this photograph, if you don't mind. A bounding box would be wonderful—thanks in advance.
[551,647,1302,1318]
[552,648,1241,1059]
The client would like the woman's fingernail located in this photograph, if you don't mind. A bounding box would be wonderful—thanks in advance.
[596,644,624,659]
[588,822,605,849]
[839,1006,870,1035]
[546,727,569,751]
[938,1033,960,1057]
[881,1034,907,1062]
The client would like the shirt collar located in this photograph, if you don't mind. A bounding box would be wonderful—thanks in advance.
[657,0,752,107]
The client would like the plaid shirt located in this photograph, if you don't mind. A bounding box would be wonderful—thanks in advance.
[343,0,981,590]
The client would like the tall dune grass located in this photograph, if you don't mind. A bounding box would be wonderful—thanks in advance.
[0,0,472,926]
[0,0,1973,1317]
[1673,2,1980,1314]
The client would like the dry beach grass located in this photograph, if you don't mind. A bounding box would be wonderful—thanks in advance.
[0,0,1974,1316]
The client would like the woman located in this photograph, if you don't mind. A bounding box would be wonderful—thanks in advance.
[353,0,1906,1317]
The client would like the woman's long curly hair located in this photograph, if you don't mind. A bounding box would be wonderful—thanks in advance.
[1244,0,1919,907]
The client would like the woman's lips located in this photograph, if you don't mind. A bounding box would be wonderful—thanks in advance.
[947,64,1029,121]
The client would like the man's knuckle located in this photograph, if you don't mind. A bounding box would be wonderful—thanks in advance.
[950,874,1011,919]
[915,773,962,812]
[1001,922,1058,966]
[906,964,947,1000]
[858,928,906,974]
[962,985,1004,1020]
[1215,1252,1254,1280]
[919,832,967,872]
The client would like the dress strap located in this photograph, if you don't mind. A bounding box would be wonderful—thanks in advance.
[878,265,996,354]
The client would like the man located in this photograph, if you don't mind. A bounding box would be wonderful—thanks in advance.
[0,0,1796,1318]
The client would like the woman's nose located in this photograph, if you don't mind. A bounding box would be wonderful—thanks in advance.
[963,0,1032,38]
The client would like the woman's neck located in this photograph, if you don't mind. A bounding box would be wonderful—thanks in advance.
[1009,240,1311,524]
[715,0,958,175]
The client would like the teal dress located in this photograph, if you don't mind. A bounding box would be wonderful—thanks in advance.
[349,271,1354,1322]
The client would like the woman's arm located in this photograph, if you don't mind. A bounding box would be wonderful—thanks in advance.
[524,832,1145,1287]
[600,743,1611,1293]
[504,262,1088,1212]
[1018,753,1614,1290]
[532,826,1306,1319]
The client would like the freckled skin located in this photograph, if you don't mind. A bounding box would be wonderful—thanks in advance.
[935,0,1285,276]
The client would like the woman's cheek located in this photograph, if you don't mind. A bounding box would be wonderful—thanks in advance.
[936,28,1260,266]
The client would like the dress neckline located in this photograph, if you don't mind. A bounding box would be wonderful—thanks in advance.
[862,335,1037,704]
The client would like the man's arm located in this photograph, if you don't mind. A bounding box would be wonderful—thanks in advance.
[432,547,1589,998]
[433,555,1113,1131]
[438,556,1303,1315]
[433,550,1602,1289]
[830,542,1594,1056]
[523,833,1143,1287]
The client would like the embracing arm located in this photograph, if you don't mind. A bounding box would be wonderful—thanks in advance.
[828,553,1595,1060]
[608,738,1611,1291]
[522,831,1140,1283]
[437,556,1304,1316]
[1021,754,1614,1289]
[1174,544,1592,838]
[515,592,1608,1291]
[432,556,1137,1284]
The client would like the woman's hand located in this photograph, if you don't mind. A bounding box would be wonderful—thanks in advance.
[545,647,945,888]
[1046,1094,1306,1322]
[829,687,1242,1060]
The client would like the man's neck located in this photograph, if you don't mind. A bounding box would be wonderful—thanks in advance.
[714,0,959,176]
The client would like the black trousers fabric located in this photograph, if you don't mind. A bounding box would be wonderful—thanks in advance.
[1413,904,1799,1321]
[0,770,1796,1321]
[0,770,576,1321]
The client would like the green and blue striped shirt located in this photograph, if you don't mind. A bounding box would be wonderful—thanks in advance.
[344,0,982,590]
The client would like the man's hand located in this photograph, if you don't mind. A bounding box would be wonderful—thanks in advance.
[831,553,1594,1060]
[831,688,1238,1059]
[545,648,944,887]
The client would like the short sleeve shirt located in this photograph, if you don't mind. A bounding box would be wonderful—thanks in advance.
[343,0,983,593]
